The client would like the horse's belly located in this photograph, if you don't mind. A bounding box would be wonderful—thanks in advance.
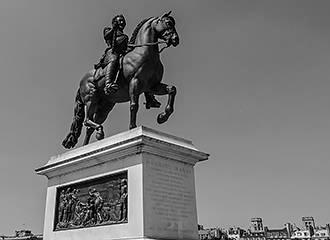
[108,87,130,103]
[137,63,162,88]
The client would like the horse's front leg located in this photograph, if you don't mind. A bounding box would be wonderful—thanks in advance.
[129,78,141,129]
[151,83,177,124]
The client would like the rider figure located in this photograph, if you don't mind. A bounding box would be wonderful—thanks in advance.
[99,14,128,95]
[95,14,161,108]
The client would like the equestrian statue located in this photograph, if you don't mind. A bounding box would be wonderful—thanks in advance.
[62,11,179,149]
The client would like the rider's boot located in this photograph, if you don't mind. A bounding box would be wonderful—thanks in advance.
[104,61,119,95]
[145,93,161,109]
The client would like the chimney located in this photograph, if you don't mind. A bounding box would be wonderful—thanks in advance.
[285,223,293,237]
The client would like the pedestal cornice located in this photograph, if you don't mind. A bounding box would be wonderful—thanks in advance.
[36,126,209,179]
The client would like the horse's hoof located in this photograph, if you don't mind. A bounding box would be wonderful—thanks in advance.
[62,133,77,149]
[129,124,137,130]
[96,130,104,140]
[157,113,169,124]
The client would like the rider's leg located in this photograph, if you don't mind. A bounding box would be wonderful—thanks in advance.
[104,55,119,95]
[144,92,161,109]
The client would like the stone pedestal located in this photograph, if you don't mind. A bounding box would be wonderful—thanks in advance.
[36,126,208,240]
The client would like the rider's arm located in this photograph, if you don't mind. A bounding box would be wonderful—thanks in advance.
[103,27,113,46]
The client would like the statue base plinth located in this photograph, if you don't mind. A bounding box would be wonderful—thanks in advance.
[36,126,208,240]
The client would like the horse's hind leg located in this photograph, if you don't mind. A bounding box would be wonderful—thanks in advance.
[80,79,103,131]
[82,100,102,145]
[94,101,115,140]
[83,127,95,146]
[151,83,176,124]
[129,78,141,129]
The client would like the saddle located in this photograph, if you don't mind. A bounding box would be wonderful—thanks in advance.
[93,54,124,83]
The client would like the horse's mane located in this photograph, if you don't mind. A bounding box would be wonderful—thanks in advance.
[129,17,153,44]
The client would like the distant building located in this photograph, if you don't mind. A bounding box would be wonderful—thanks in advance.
[264,226,290,240]
[241,218,266,240]
[0,230,42,240]
[291,228,312,240]
[200,217,329,240]
[291,217,330,240]
[302,217,315,232]
[227,227,245,240]
[198,227,222,240]
[199,229,210,240]
[241,229,266,240]
[263,223,292,240]
[251,218,264,233]
[312,225,330,240]
[285,223,294,238]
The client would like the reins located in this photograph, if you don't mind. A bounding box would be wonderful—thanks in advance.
[128,40,169,53]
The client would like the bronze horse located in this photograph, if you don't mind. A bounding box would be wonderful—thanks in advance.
[62,12,179,149]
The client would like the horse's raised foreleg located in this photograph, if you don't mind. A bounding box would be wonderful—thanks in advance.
[151,83,177,124]
[129,78,141,129]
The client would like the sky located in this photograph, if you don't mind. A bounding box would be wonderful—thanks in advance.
[0,0,330,235]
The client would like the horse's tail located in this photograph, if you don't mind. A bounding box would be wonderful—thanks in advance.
[62,89,85,149]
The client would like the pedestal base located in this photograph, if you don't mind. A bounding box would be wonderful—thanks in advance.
[36,127,208,240]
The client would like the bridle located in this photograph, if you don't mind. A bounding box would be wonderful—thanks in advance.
[128,40,170,53]
[127,18,175,53]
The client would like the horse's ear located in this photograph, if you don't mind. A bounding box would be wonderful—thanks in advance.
[161,10,172,18]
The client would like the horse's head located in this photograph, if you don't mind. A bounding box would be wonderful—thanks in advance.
[154,11,179,47]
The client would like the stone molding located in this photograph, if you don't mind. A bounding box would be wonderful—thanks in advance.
[36,126,208,179]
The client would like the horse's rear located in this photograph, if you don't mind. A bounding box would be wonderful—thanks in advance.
[79,70,129,103]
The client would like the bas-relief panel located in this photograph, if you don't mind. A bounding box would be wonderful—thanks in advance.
[54,171,128,231]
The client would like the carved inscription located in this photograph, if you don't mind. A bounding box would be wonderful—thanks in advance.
[144,158,196,235]
[54,171,127,231]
